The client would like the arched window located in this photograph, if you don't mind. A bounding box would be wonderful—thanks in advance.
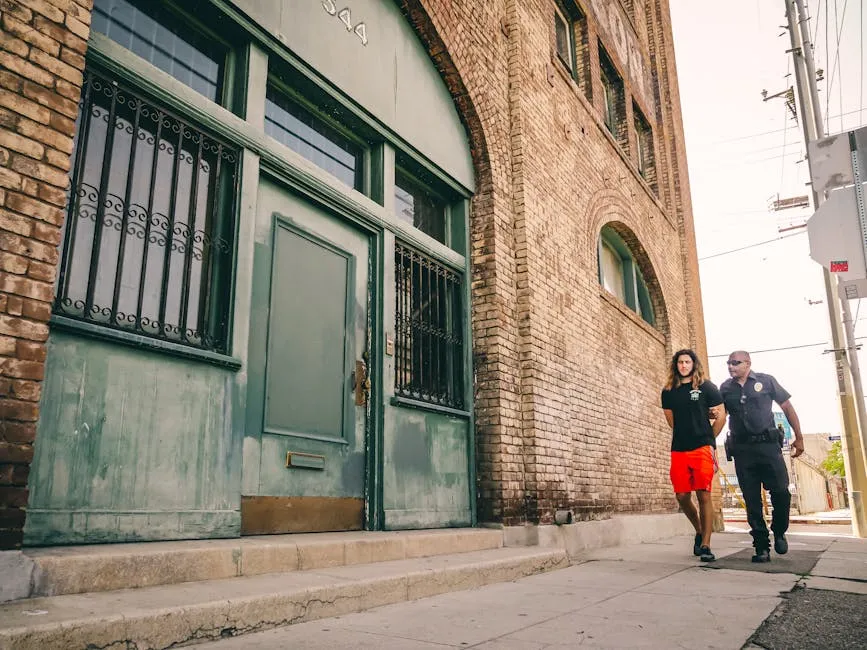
[598,225,655,326]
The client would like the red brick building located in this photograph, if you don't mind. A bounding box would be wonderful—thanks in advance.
[0,0,709,549]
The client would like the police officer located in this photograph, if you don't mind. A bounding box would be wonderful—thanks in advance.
[720,351,804,563]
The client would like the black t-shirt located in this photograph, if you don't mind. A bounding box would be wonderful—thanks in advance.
[661,380,723,451]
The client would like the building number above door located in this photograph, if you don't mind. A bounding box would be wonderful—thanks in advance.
[322,0,368,46]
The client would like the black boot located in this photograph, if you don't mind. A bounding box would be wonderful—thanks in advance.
[774,534,788,555]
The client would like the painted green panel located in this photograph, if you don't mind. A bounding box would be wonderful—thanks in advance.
[382,405,471,529]
[266,224,351,438]
[245,180,369,503]
[228,0,474,191]
[25,332,242,545]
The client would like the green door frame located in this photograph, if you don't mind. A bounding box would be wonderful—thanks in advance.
[74,2,476,535]
[257,164,385,530]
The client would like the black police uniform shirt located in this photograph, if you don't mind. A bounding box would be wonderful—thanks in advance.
[661,380,723,451]
[720,372,791,439]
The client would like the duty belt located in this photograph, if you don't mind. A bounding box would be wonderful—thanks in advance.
[739,431,779,444]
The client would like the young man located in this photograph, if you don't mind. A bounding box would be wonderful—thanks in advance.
[661,349,726,562]
[720,351,804,563]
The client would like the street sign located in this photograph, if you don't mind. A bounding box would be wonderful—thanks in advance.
[807,182,867,282]
[829,435,842,441]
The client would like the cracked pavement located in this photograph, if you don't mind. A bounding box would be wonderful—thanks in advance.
[203,528,867,650]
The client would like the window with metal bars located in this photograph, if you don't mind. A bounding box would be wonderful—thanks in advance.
[394,243,464,410]
[54,68,239,353]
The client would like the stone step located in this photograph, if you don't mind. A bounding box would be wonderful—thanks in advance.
[20,528,503,598]
[0,546,569,650]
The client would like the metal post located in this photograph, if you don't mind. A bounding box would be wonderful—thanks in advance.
[841,134,867,500]
[787,0,867,535]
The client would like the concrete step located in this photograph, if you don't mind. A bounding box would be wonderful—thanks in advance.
[0,545,569,650]
[21,528,503,598]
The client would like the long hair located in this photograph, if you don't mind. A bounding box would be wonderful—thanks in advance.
[665,348,706,391]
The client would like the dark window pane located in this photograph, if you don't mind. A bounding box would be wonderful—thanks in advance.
[92,0,223,102]
[394,170,447,244]
[55,69,238,353]
[265,87,363,190]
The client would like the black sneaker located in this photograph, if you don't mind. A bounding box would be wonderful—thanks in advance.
[699,546,716,562]
[693,533,702,556]
[774,534,788,555]
[752,549,771,563]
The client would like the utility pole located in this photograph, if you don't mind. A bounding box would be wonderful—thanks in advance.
[786,0,867,536]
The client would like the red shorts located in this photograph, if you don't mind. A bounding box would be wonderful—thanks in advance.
[670,446,714,493]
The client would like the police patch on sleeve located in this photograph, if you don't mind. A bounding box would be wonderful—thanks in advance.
[754,382,763,392]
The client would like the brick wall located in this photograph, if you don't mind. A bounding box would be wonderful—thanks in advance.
[407,0,711,524]
[0,0,89,549]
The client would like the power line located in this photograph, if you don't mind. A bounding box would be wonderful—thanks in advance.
[697,231,806,261]
[812,0,823,44]
[825,0,850,132]
[709,342,826,358]
[825,0,830,131]
[709,336,867,358]
[696,109,864,147]
[780,60,792,190]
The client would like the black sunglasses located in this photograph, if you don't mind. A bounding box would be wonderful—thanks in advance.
[727,360,747,366]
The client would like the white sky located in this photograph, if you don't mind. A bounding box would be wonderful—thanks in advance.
[669,0,867,436]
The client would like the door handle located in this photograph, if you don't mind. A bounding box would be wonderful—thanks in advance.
[352,359,370,406]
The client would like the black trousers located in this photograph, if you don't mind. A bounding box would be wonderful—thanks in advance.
[733,441,791,550]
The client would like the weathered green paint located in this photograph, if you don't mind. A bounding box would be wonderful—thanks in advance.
[24,332,242,545]
[87,36,468,268]
[265,222,354,439]
[379,230,472,530]
[382,405,471,529]
[25,2,476,544]
[228,0,474,192]
[244,180,369,503]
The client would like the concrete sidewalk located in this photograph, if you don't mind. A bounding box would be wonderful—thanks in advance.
[724,508,853,526]
[204,529,867,649]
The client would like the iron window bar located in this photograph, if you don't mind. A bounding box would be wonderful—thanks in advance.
[394,241,464,410]
[55,68,239,354]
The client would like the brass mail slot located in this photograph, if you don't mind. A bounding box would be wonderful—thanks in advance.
[286,451,325,470]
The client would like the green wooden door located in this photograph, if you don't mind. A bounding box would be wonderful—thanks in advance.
[242,180,370,533]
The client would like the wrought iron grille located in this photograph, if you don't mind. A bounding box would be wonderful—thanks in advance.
[55,69,239,353]
[394,242,464,410]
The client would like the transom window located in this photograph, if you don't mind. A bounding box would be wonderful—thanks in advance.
[55,69,239,353]
[91,0,225,102]
[394,168,447,244]
[265,85,364,191]
[598,226,655,325]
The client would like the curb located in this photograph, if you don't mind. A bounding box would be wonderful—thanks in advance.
[0,548,569,650]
